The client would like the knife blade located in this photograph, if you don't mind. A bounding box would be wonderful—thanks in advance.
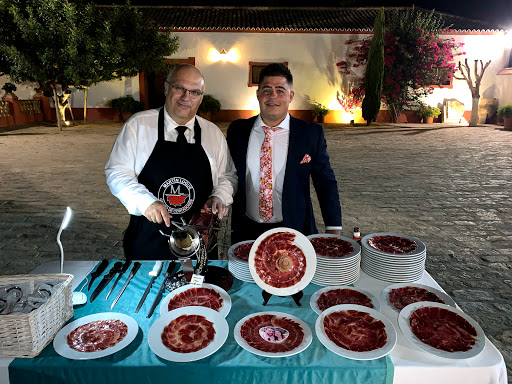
[90,262,122,303]
[88,259,109,290]
[110,262,141,310]
[105,260,132,300]
[135,261,163,313]
[146,260,178,318]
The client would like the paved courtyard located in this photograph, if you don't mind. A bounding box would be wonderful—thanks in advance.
[0,121,511,379]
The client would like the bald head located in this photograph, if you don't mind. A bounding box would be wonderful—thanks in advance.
[166,64,204,90]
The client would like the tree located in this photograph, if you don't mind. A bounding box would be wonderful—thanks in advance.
[361,7,385,125]
[337,7,464,122]
[0,0,179,129]
[453,58,491,126]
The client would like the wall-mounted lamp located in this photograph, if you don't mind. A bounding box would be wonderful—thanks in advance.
[209,48,238,63]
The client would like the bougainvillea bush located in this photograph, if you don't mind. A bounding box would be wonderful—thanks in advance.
[336,8,465,122]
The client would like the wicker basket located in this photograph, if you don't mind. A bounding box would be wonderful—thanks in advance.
[0,273,73,358]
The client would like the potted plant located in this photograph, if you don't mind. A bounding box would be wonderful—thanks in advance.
[497,104,512,130]
[417,104,441,123]
[2,82,17,97]
[198,94,221,120]
[107,95,145,121]
[312,102,330,123]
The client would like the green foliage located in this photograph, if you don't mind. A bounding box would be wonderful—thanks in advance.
[497,104,512,118]
[416,104,441,118]
[311,102,330,118]
[198,94,221,116]
[1,82,16,93]
[362,8,385,124]
[107,95,144,114]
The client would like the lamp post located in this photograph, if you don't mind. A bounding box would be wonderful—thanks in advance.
[57,207,72,274]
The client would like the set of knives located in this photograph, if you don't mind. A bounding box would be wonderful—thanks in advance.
[87,259,180,318]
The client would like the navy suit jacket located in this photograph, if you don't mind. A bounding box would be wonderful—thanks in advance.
[226,115,342,236]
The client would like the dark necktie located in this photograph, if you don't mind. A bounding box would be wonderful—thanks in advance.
[176,126,188,144]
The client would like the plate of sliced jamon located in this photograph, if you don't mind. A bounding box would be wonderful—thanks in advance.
[398,302,485,359]
[53,312,138,360]
[310,286,381,315]
[160,283,231,318]
[315,304,397,360]
[249,228,316,296]
[234,311,312,358]
[381,283,456,313]
[149,306,229,362]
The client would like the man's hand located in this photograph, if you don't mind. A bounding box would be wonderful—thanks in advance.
[144,201,171,227]
[325,229,342,236]
[206,196,228,219]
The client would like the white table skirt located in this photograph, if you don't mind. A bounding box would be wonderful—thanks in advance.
[0,261,507,384]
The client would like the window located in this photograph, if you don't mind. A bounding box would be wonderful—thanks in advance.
[428,67,453,88]
[248,62,288,87]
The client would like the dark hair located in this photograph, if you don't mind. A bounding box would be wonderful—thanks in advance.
[258,63,293,87]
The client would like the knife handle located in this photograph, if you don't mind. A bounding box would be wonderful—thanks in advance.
[120,260,132,274]
[91,259,109,277]
[130,262,142,277]
[106,262,123,278]
[149,261,163,277]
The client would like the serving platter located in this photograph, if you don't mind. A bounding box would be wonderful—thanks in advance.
[381,283,457,313]
[310,286,381,315]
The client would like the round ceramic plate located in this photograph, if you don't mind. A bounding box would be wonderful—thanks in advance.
[381,283,457,313]
[361,233,426,256]
[149,306,229,362]
[228,240,255,262]
[398,302,485,359]
[160,283,231,318]
[249,227,316,296]
[234,311,312,358]
[53,312,138,360]
[315,304,397,360]
[310,286,381,315]
[307,234,361,260]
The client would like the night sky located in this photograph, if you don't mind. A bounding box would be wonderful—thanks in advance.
[91,0,511,28]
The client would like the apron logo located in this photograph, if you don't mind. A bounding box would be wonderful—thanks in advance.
[158,177,195,214]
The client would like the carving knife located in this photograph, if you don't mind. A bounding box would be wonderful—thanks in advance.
[135,261,163,313]
[87,259,109,290]
[105,260,132,300]
[110,262,141,310]
[90,262,122,303]
[146,260,178,318]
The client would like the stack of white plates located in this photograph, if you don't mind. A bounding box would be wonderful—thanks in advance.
[360,232,426,283]
[227,240,255,283]
[307,234,361,286]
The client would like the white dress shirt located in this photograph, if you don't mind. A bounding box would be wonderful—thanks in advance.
[246,114,290,223]
[105,108,237,216]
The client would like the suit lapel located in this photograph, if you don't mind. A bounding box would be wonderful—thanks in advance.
[239,116,257,194]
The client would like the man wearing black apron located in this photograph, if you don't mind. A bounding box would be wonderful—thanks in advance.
[106,64,237,260]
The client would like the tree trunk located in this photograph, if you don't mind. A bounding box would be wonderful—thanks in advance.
[389,103,402,123]
[469,97,479,126]
[52,87,63,131]
[83,88,88,123]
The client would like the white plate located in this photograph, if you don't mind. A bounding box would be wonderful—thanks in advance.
[307,234,361,259]
[398,302,485,359]
[53,312,138,360]
[160,283,231,318]
[361,233,426,256]
[149,306,229,362]
[228,240,255,262]
[249,228,316,296]
[381,283,457,313]
[315,304,397,360]
[234,311,312,358]
[310,286,381,315]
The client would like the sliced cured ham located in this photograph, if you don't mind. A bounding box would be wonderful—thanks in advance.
[234,242,254,261]
[67,319,128,352]
[367,235,418,254]
[310,237,354,258]
[254,232,306,288]
[168,287,223,312]
[323,310,387,352]
[240,314,304,353]
[161,314,216,353]
[409,307,478,352]
[317,289,374,312]
[388,286,445,310]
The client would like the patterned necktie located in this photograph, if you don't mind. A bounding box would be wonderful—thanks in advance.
[259,126,281,222]
[176,126,188,144]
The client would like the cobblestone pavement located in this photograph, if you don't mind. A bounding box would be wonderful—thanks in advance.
[0,121,511,380]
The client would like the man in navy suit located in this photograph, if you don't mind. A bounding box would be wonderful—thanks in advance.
[227,63,342,243]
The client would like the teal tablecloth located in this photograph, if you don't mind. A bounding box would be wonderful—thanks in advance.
[10,260,394,384]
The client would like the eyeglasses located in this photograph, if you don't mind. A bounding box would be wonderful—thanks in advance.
[168,83,204,99]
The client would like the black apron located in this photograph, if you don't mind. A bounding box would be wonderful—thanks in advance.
[123,108,213,260]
